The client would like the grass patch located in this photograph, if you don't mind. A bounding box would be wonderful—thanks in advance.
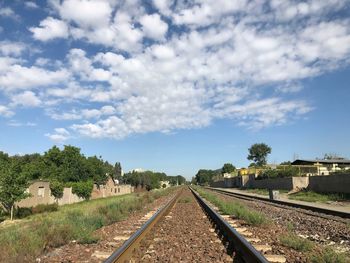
[288,190,350,203]
[0,187,176,262]
[280,233,314,252]
[310,247,349,263]
[244,188,269,195]
[178,197,192,203]
[194,187,268,226]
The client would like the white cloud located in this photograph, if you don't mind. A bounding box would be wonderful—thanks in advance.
[71,116,129,139]
[140,13,168,40]
[151,45,175,59]
[3,0,350,140]
[30,17,69,41]
[0,105,14,117]
[11,91,41,107]
[0,41,26,56]
[0,7,19,19]
[25,2,39,9]
[56,0,112,28]
[7,120,37,127]
[47,105,116,120]
[0,63,69,91]
[45,127,70,143]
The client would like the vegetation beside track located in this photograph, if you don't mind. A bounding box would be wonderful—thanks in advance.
[0,187,176,263]
[194,186,350,262]
[288,190,350,203]
[193,186,268,226]
[280,233,314,252]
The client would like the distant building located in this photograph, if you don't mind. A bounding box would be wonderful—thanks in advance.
[291,159,350,175]
[17,177,134,208]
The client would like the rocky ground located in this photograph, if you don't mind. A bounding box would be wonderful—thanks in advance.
[209,189,350,262]
[130,188,232,262]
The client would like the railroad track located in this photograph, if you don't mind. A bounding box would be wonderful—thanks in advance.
[104,187,284,263]
[206,187,350,221]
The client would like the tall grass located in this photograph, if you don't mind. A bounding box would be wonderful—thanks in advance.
[0,188,175,262]
[280,233,314,252]
[289,191,350,203]
[194,187,268,226]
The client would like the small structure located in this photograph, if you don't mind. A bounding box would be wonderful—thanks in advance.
[291,159,350,175]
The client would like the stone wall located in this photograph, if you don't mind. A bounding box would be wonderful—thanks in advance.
[210,175,309,191]
[251,177,294,190]
[210,174,350,194]
[308,174,350,194]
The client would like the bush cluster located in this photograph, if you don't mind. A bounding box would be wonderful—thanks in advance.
[15,204,59,218]
[257,165,299,179]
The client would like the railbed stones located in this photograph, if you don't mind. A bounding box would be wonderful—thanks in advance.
[130,189,233,262]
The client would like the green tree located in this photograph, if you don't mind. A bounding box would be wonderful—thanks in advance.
[49,180,64,202]
[247,143,272,167]
[221,163,236,175]
[60,145,89,182]
[194,169,216,185]
[114,162,122,178]
[0,160,30,220]
[85,156,109,185]
[71,181,94,200]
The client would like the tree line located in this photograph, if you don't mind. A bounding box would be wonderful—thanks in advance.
[0,145,117,219]
[123,170,186,191]
[193,143,271,185]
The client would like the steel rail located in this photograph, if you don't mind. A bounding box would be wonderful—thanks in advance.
[206,187,350,220]
[190,187,269,263]
[104,191,181,263]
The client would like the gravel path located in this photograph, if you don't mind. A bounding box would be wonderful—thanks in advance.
[130,189,232,262]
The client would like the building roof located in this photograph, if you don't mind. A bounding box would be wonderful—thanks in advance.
[292,159,350,165]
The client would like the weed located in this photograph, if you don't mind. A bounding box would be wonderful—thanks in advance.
[289,191,350,203]
[194,187,268,226]
[178,197,192,203]
[310,247,349,263]
[32,203,58,214]
[286,222,294,232]
[280,234,313,252]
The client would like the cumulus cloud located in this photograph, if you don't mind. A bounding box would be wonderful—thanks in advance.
[0,7,19,19]
[30,17,69,41]
[0,41,26,56]
[0,62,69,91]
[45,127,70,143]
[0,105,14,117]
[140,13,168,40]
[56,0,112,28]
[2,0,350,140]
[25,2,39,9]
[11,91,41,107]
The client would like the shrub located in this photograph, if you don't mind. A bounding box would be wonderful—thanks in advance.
[258,166,299,179]
[32,203,58,214]
[280,234,313,252]
[310,247,348,263]
[15,207,33,218]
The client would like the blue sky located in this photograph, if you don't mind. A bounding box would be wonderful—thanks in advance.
[0,0,350,179]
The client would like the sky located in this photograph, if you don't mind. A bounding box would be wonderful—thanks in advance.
[0,0,350,179]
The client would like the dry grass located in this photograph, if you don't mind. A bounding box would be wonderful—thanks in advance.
[0,187,176,262]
